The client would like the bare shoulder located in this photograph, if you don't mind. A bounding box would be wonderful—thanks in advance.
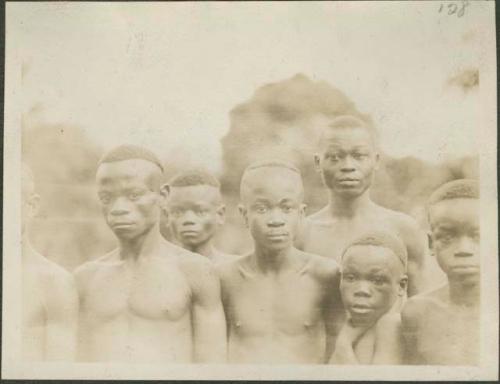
[296,249,340,283]
[169,243,216,285]
[306,207,331,223]
[402,292,436,324]
[73,250,118,281]
[376,205,421,235]
[212,250,243,265]
[378,312,402,328]
[215,253,250,282]
[36,255,76,293]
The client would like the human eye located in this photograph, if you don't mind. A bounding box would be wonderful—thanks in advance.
[281,203,295,213]
[352,151,368,160]
[98,193,112,204]
[128,189,144,201]
[170,208,183,217]
[253,204,268,214]
[436,229,454,244]
[326,153,340,163]
[343,273,356,283]
[371,276,387,286]
[196,208,210,217]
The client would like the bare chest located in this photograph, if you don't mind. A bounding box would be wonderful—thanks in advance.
[82,262,191,322]
[353,328,376,364]
[418,306,479,365]
[305,219,397,261]
[225,273,325,337]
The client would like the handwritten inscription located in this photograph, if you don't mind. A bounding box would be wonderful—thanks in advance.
[438,1,470,18]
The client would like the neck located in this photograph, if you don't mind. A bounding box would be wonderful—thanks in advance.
[448,278,480,307]
[118,224,161,261]
[328,188,372,218]
[253,244,292,273]
[188,239,215,258]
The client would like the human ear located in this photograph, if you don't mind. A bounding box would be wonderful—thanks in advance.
[238,204,248,228]
[398,275,408,296]
[159,183,170,199]
[374,152,381,170]
[28,194,40,219]
[427,231,434,257]
[216,204,226,225]
[313,154,322,173]
[159,184,170,212]
[299,203,307,218]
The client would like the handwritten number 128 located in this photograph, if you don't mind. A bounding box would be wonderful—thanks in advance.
[438,1,469,17]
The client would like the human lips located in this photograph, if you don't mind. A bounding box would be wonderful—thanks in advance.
[180,230,200,237]
[338,177,360,184]
[350,304,374,314]
[111,222,135,230]
[266,232,288,240]
[450,264,479,273]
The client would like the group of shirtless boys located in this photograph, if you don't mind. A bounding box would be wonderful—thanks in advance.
[21,115,480,365]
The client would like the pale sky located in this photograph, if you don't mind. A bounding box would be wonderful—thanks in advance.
[8,1,496,173]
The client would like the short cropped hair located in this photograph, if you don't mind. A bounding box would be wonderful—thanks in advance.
[98,145,164,172]
[242,159,301,177]
[428,179,479,207]
[168,169,221,189]
[341,230,408,270]
[320,115,378,146]
[240,159,303,199]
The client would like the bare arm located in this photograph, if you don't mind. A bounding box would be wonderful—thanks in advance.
[372,313,404,365]
[400,299,422,364]
[322,263,344,363]
[398,216,428,296]
[294,217,311,251]
[44,271,79,361]
[189,260,227,363]
[329,319,367,365]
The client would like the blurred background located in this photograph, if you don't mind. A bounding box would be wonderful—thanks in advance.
[13,2,486,275]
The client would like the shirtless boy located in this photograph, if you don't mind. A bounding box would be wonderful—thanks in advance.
[74,145,226,363]
[21,163,78,361]
[402,179,480,365]
[217,160,341,364]
[330,231,407,365]
[165,169,237,263]
[299,115,427,296]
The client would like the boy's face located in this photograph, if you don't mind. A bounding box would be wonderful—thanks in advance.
[96,159,162,241]
[167,185,224,249]
[429,198,479,284]
[341,245,406,327]
[240,168,305,253]
[315,127,378,198]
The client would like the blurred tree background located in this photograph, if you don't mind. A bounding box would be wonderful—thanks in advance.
[22,74,478,272]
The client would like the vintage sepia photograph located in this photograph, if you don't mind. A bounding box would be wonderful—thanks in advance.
[2,1,498,380]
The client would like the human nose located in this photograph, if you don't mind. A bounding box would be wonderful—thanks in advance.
[454,236,476,257]
[267,208,285,227]
[181,210,197,226]
[353,281,372,297]
[340,155,356,172]
[110,197,130,216]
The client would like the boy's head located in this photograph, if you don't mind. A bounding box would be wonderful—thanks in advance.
[314,115,379,199]
[96,145,164,240]
[163,169,225,251]
[239,160,306,253]
[21,163,40,235]
[427,179,479,284]
[340,231,408,327]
